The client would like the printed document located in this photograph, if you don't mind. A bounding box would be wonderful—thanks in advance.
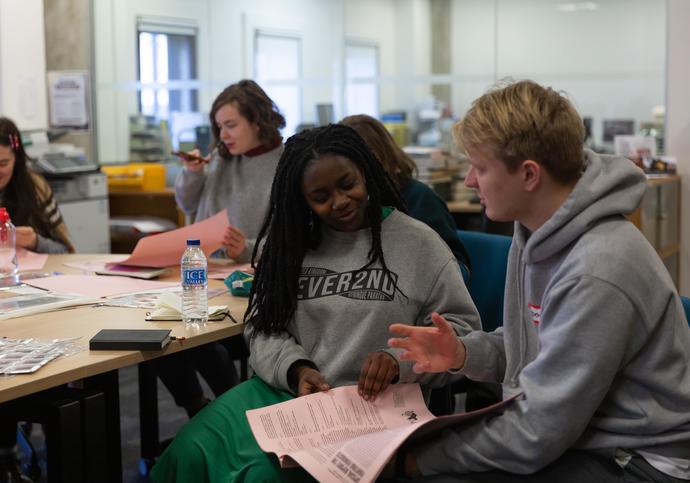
[247,383,517,482]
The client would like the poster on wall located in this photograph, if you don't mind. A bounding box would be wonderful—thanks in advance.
[47,71,90,129]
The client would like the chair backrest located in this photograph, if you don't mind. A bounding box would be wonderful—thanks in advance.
[457,230,512,332]
[681,296,690,327]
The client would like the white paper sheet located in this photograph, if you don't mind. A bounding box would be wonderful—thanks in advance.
[247,384,519,482]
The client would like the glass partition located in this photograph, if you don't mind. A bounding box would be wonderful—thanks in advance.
[93,0,667,164]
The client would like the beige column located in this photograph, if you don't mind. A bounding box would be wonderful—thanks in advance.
[43,0,96,161]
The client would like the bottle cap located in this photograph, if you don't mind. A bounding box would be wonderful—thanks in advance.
[186,239,200,246]
[0,207,9,222]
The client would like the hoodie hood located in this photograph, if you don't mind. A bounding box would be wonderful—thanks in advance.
[515,149,646,264]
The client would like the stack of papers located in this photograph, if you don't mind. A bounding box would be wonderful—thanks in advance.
[26,275,177,298]
[0,286,99,321]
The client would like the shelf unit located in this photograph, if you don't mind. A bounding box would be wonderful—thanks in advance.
[628,175,681,287]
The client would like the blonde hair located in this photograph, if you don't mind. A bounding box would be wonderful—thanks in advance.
[340,114,417,190]
[455,79,585,184]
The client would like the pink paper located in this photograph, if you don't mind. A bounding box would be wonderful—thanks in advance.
[247,385,520,483]
[63,257,128,272]
[26,274,177,298]
[118,209,229,268]
[16,248,49,271]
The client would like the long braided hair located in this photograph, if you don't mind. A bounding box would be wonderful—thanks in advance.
[245,124,407,335]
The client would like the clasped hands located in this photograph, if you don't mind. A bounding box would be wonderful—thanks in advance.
[294,312,465,401]
[293,351,400,401]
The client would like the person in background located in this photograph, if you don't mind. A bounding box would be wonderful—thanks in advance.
[158,80,286,420]
[387,80,690,481]
[150,124,480,483]
[0,117,73,254]
[0,116,74,482]
[340,114,471,278]
[174,78,285,262]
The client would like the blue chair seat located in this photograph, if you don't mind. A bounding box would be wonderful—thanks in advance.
[457,230,511,332]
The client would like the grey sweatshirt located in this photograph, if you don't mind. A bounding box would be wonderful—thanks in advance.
[417,150,690,475]
[246,210,481,393]
[174,145,282,262]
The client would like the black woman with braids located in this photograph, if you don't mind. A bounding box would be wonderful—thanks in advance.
[151,124,480,483]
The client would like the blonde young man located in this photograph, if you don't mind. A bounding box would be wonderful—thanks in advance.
[389,80,690,482]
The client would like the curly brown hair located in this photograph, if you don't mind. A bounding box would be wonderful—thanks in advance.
[209,79,286,159]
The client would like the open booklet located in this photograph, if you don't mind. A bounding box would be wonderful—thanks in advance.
[246,383,519,482]
[144,291,229,321]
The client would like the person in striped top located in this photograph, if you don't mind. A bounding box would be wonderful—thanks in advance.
[0,116,74,254]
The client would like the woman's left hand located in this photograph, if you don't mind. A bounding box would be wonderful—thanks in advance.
[15,226,38,250]
[358,351,399,401]
[222,225,246,259]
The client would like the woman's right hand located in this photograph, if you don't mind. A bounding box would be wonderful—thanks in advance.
[176,149,209,173]
[295,366,331,397]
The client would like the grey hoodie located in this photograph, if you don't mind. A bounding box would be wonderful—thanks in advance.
[417,150,690,475]
[174,145,283,262]
[246,210,481,393]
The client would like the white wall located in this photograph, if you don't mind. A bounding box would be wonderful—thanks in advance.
[0,0,48,130]
[93,0,211,163]
[94,0,344,163]
[451,0,666,143]
[209,0,343,123]
[345,0,433,123]
[666,0,690,295]
[345,0,399,113]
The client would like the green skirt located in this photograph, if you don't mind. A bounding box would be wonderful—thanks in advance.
[150,377,315,483]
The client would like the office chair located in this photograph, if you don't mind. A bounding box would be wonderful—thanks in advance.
[457,230,512,332]
[428,230,512,415]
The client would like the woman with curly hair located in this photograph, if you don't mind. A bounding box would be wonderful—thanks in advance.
[163,80,286,418]
[174,79,285,262]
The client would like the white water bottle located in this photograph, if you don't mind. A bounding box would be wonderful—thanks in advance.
[181,239,208,325]
[0,207,18,283]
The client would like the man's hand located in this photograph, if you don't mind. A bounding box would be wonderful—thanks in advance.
[15,226,38,250]
[358,351,399,401]
[295,366,331,397]
[223,226,247,260]
[388,312,466,373]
